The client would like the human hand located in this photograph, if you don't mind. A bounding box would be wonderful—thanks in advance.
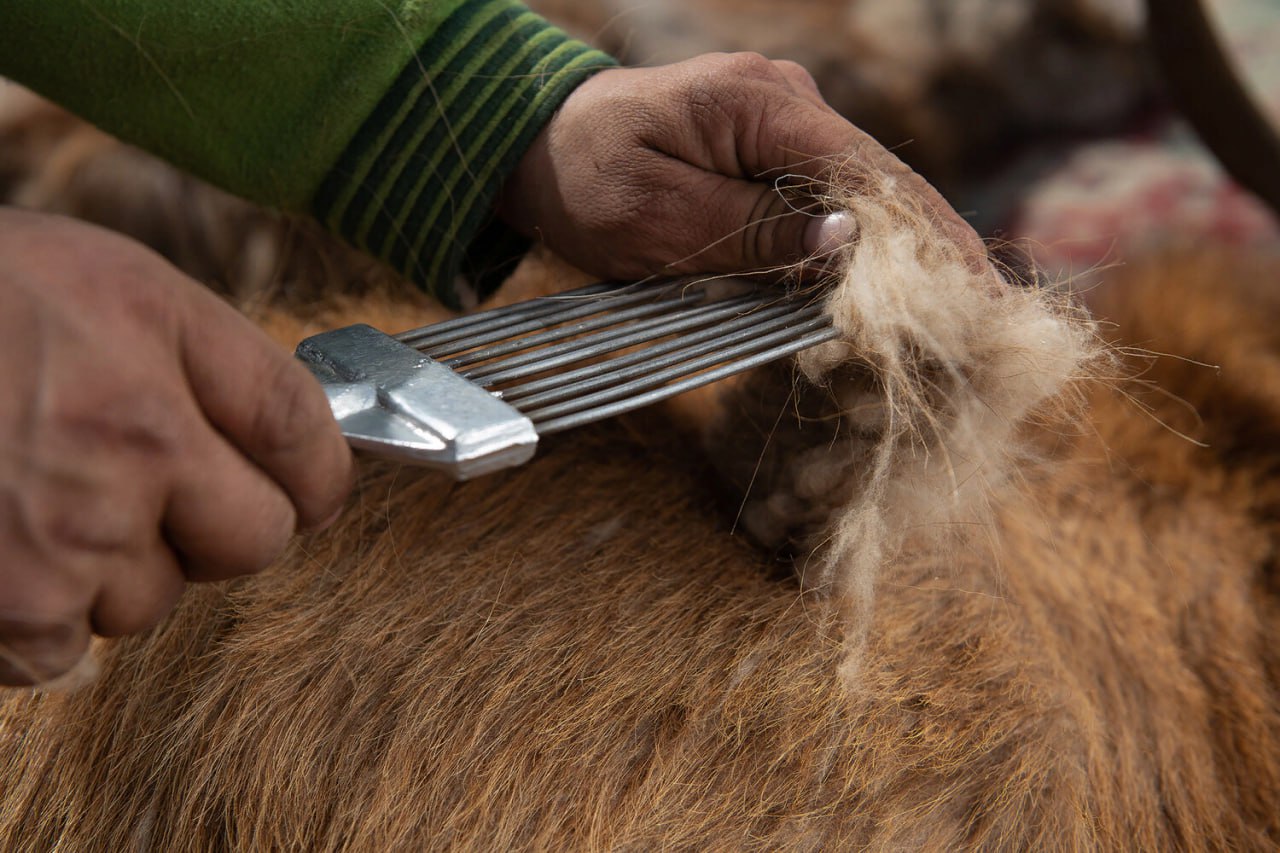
[499,52,984,279]
[0,208,353,686]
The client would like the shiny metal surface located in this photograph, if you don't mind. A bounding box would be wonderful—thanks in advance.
[298,278,836,476]
[296,325,538,480]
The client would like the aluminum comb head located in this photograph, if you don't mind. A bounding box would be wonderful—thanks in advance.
[295,278,838,479]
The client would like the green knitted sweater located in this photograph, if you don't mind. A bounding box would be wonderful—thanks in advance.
[0,0,616,306]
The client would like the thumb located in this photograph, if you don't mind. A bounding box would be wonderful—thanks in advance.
[666,172,857,274]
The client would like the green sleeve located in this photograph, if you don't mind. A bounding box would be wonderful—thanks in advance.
[0,0,616,307]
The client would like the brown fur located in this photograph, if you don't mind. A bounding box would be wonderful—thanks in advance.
[2,89,1279,848]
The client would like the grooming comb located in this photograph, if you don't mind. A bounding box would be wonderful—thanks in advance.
[295,278,838,479]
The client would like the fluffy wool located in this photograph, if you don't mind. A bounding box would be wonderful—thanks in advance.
[713,167,1103,669]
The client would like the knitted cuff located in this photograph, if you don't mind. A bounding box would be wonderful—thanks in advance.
[311,0,615,308]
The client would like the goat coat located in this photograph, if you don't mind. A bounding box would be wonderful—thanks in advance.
[1,86,1279,850]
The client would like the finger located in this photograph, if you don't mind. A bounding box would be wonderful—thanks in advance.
[770,60,827,109]
[177,288,353,529]
[738,97,988,266]
[163,420,298,582]
[0,503,95,685]
[803,210,859,260]
[0,614,91,686]
[88,543,185,637]
[660,167,821,273]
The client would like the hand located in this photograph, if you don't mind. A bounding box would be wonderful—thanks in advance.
[500,52,984,279]
[0,208,353,686]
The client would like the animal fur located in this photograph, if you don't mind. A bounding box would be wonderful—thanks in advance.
[703,166,1103,676]
[1,88,1279,849]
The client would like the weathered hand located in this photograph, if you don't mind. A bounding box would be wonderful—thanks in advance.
[500,52,983,279]
[0,208,353,686]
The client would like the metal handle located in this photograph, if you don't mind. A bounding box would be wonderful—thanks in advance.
[295,324,538,480]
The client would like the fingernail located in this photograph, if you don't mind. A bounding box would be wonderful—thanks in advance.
[803,211,857,257]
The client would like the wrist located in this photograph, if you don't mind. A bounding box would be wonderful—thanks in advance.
[310,1,617,307]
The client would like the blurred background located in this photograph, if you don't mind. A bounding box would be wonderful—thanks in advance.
[530,0,1280,285]
[1,0,1276,297]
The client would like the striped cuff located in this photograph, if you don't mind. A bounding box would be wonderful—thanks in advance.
[311,0,616,309]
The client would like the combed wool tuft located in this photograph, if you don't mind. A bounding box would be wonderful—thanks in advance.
[710,166,1105,670]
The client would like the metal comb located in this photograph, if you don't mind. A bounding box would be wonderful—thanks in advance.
[295,278,837,479]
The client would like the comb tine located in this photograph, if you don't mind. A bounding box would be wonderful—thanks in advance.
[460,292,768,385]
[439,289,715,368]
[501,306,829,406]
[517,317,837,424]
[394,280,626,347]
[530,326,840,435]
[422,284,691,356]
[423,288,655,356]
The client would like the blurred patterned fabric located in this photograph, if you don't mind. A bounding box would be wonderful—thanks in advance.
[989,0,1280,284]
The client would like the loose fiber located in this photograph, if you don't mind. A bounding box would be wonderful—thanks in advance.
[718,165,1105,671]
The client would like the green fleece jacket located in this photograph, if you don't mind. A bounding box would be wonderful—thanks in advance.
[0,0,615,307]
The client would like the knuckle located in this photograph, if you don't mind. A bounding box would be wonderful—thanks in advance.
[685,83,721,119]
[35,365,187,464]
[14,451,164,561]
[42,501,143,557]
[775,59,817,86]
[257,493,298,558]
[91,570,183,637]
[187,491,295,582]
[687,53,788,132]
[0,613,89,686]
[246,359,351,527]
[90,604,160,639]
[69,391,185,462]
[307,456,353,530]
[94,252,186,335]
[250,357,332,458]
[719,51,777,81]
